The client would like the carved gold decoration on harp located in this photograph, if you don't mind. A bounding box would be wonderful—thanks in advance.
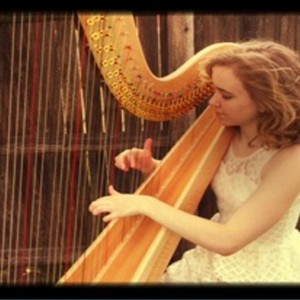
[58,12,237,283]
[77,13,238,121]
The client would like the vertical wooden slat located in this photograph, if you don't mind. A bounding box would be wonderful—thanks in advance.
[167,12,196,140]
[275,13,297,49]
[256,13,277,40]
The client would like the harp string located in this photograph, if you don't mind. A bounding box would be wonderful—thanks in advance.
[67,16,80,271]
[11,12,25,283]
[72,24,88,277]
[109,15,146,239]
[16,13,32,283]
[1,12,16,283]
[9,12,19,284]
[154,14,167,151]
[53,13,81,282]
[100,14,128,245]
[46,14,65,282]
[20,13,42,283]
[60,13,78,278]
[45,13,62,283]
[131,14,160,191]
[64,12,86,274]
[70,18,103,277]
[7,13,17,283]
[56,13,72,277]
[26,12,54,283]
[31,12,48,283]
[67,14,81,272]
[86,36,108,278]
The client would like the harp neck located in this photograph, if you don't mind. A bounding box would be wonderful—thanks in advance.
[78,12,239,121]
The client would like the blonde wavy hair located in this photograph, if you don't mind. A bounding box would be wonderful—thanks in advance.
[206,39,300,149]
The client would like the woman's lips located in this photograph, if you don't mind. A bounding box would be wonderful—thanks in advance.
[215,110,224,118]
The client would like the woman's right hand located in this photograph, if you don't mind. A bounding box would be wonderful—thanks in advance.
[114,138,159,174]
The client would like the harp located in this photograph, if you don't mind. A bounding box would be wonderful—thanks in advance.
[58,12,237,283]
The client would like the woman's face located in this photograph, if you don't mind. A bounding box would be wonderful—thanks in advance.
[209,65,260,128]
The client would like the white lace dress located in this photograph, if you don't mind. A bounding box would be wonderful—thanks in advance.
[161,144,300,283]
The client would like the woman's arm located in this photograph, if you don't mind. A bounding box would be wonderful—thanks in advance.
[90,145,300,256]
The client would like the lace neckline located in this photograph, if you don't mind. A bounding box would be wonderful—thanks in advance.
[228,143,265,161]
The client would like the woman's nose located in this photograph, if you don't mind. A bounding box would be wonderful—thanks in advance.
[208,93,220,107]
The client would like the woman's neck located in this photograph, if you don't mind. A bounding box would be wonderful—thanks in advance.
[233,126,261,157]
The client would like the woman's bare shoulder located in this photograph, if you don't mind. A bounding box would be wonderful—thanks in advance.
[262,144,300,179]
[278,144,300,158]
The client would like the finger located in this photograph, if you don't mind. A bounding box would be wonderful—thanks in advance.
[143,138,153,156]
[114,151,130,171]
[121,154,130,171]
[89,196,109,214]
[89,199,113,216]
[89,202,102,215]
[103,211,118,223]
[129,148,137,169]
[89,200,99,212]
[108,185,121,196]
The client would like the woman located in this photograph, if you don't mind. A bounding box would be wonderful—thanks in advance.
[89,40,300,283]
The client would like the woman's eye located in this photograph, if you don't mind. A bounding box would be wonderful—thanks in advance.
[222,94,233,100]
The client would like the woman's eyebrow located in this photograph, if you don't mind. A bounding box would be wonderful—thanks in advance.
[215,86,234,95]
